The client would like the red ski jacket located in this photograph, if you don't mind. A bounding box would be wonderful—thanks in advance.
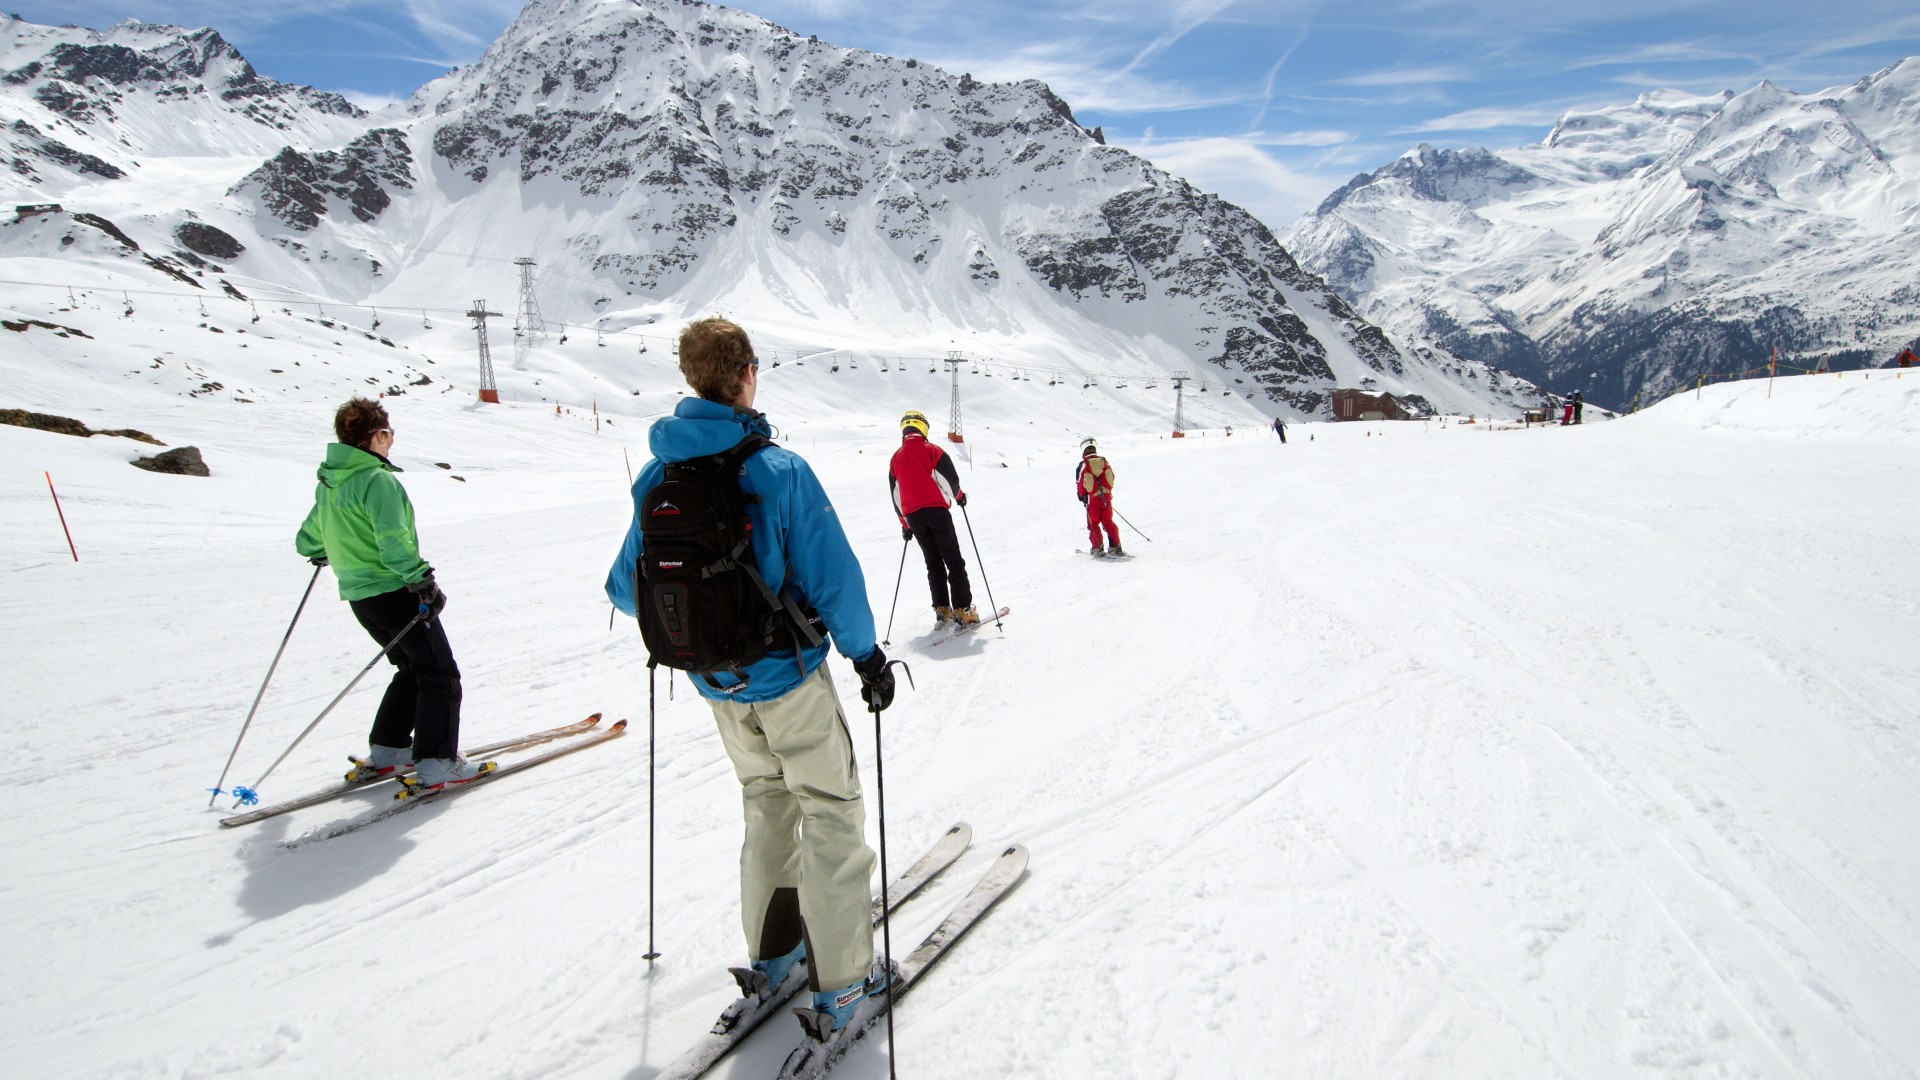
[890,434,963,521]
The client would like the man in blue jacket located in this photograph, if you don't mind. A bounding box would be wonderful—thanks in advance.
[606,317,894,1038]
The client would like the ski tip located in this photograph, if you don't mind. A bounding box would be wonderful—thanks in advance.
[586,711,603,724]
[609,719,630,732]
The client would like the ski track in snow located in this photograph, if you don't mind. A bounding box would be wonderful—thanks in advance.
[1,311,1918,1079]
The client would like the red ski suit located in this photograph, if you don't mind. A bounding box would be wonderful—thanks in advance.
[1076,452,1119,551]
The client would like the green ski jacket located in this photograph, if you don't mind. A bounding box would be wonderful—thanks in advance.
[294,443,430,600]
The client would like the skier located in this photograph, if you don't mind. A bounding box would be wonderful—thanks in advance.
[889,410,977,628]
[1273,417,1287,443]
[605,317,896,1038]
[293,397,493,793]
[1572,390,1584,425]
[1076,437,1122,557]
[1896,347,1916,368]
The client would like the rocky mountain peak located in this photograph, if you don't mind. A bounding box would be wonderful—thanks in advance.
[1284,57,1920,409]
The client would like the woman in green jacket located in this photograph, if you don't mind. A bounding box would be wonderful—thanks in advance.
[295,397,490,792]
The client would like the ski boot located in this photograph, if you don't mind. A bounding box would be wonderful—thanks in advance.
[395,756,496,799]
[793,959,900,1042]
[731,941,806,1001]
[344,744,412,784]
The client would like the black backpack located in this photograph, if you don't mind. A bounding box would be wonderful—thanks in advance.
[635,435,823,690]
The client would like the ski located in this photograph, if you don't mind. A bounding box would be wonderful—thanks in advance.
[654,823,973,1080]
[777,843,1029,1080]
[931,606,1010,644]
[1078,548,1134,560]
[220,713,604,827]
[278,719,628,847]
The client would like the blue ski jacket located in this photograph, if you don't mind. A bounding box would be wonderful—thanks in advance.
[605,397,878,702]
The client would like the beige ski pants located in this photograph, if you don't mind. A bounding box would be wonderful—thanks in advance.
[709,663,876,991]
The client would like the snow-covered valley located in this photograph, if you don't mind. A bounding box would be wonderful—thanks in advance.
[3,267,1917,1076]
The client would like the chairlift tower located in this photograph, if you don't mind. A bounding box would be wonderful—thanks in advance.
[469,300,502,404]
[945,351,966,443]
[1171,376,1189,438]
[512,257,546,370]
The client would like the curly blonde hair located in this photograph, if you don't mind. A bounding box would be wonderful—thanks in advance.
[679,317,755,403]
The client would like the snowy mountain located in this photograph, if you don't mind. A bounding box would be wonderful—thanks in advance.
[1283,59,1920,409]
[0,0,1543,421]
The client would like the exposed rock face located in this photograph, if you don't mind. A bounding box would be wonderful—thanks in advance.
[0,408,162,443]
[131,446,209,475]
[234,129,415,231]
[174,221,244,259]
[1,16,366,186]
[1285,60,1920,408]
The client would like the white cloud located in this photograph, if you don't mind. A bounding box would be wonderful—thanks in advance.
[1402,105,1565,133]
[1333,65,1477,87]
[1115,131,1355,226]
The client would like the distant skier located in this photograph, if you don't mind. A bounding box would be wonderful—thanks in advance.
[1561,399,1575,426]
[1076,437,1122,557]
[889,410,977,629]
[605,317,895,1040]
[1572,390,1584,425]
[1273,417,1287,444]
[1896,347,1916,368]
[294,397,494,793]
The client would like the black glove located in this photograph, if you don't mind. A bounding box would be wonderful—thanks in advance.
[308,555,329,567]
[406,572,448,617]
[901,525,913,541]
[853,647,895,713]
[956,492,967,508]
[1078,493,1088,506]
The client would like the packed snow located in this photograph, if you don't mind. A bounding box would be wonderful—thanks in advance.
[2,261,1917,1078]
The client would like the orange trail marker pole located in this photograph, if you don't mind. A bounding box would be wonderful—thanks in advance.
[45,471,77,561]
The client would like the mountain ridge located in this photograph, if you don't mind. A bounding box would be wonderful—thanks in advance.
[2,0,1543,420]
[1283,57,1920,409]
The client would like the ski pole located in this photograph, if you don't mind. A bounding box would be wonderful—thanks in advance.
[881,536,908,646]
[957,505,1001,627]
[870,659,912,1079]
[644,663,662,962]
[1114,506,1154,543]
[230,607,428,807]
[208,563,324,805]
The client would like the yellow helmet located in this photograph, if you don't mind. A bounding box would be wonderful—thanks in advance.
[901,410,930,438]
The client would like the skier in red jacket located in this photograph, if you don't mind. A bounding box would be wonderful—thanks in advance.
[1076,438,1122,556]
[889,411,976,628]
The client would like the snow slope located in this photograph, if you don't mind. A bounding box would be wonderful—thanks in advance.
[3,246,1918,1078]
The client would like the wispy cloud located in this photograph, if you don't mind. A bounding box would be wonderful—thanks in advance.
[1120,0,1243,75]
[1401,105,1565,134]
[1562,41,1752,71]
[928,41,1256,114]
[1117,130,1361,224]
[1332,65,1477,87]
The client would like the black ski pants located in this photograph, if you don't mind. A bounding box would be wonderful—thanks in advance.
[348,585,463,760]
[906,506,971,610]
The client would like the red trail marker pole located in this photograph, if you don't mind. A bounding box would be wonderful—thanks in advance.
[44,471,77,561]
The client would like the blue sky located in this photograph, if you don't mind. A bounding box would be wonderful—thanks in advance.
[15,0,1920,226]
